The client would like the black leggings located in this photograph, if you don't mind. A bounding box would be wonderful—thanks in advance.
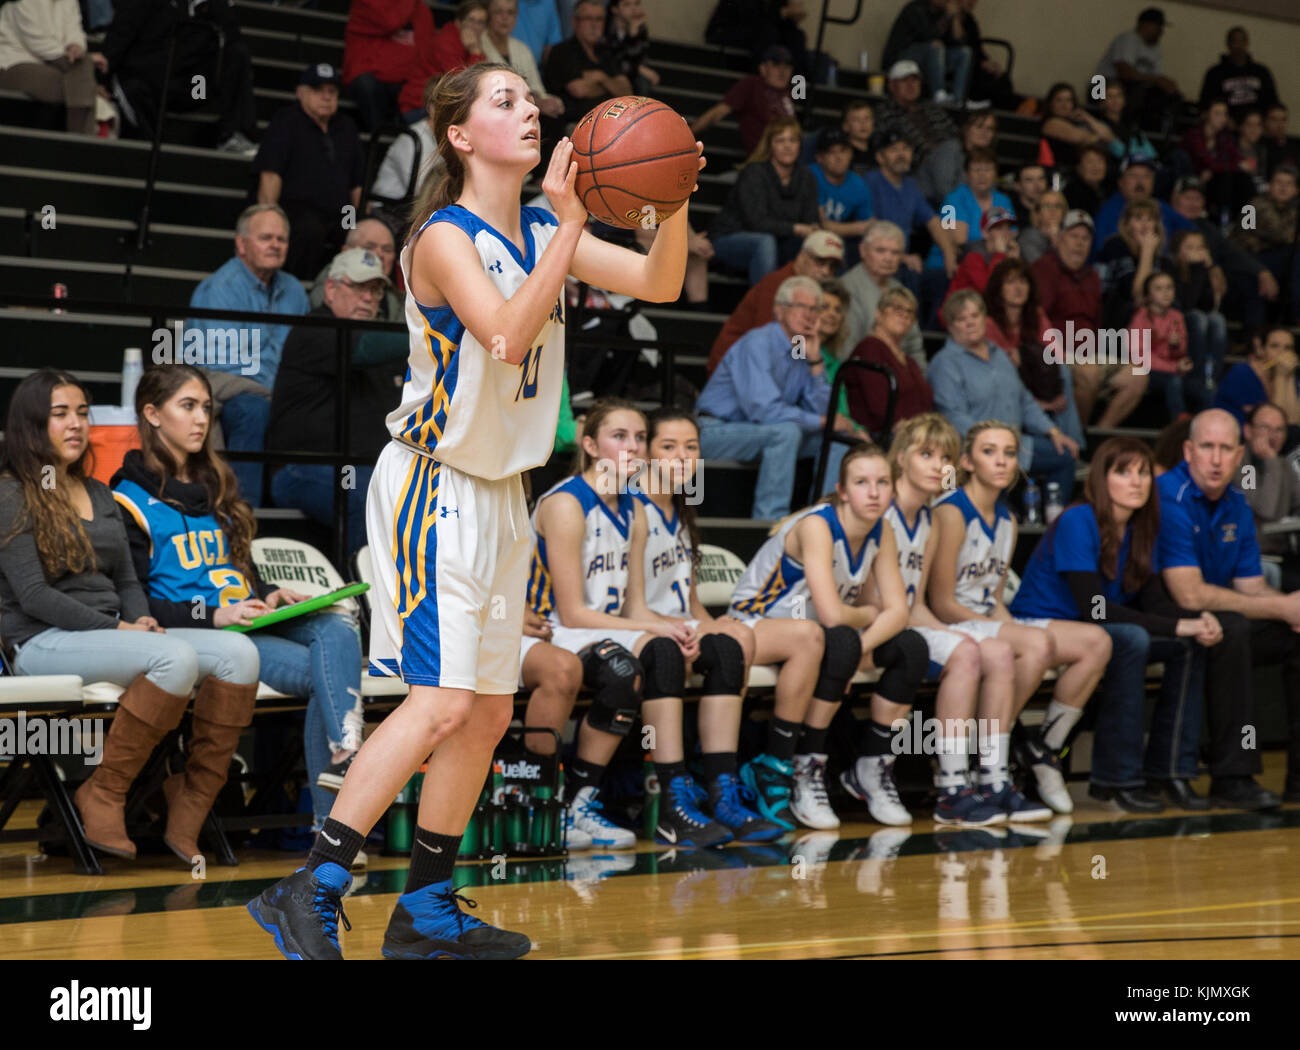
[870,629,930,707]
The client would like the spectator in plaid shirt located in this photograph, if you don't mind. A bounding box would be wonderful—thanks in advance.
[875,59,963,206]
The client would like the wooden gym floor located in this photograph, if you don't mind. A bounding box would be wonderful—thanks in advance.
[2,754,1298,961]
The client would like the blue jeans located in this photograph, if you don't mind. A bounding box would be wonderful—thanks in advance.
[711,231,787,286]
[900,40,972,104]
[250,611,363,825]
[1184,309,1228,390]
[272,464,374,558]
[1026,436,1079,501]
[1090,625,1204,787]
[345,72,402,133]
[221,393,271,508]
[698,416,847,519]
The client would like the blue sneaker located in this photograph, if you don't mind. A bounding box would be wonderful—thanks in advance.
[739,753,796,830]
[655,775,732,848]
[382,880,532,959]
[981,781,1052,822]
[933,786,1007,827]
[247,863,352,960]
[708,773,785,842]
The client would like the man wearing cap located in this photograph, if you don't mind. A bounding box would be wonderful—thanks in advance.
[1095,8,1181,128]
[881,0,972,106]
[1230,164,1300,326]
[1091,152,1194,255]
[1032,210,1104,420]
[811,128,874,251]
[707,230,844,375]
[253,63,365,280]
[876,59,963,206]
[310,218,403,322]
[691,45,797,155]
[943,206,1019,299]
[840,219,925,366]
[544,0,632,127]
[268,248,409,557]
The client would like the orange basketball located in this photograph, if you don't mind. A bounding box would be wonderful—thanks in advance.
[570,96,699,230]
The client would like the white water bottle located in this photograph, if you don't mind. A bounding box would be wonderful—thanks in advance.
[120,348,143,410]
[1045,482,1064,525]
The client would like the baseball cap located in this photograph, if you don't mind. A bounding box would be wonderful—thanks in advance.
[1173,175,1205,196]
[816,127,851,153]
[802,230,845,260]
[1138,7,1166,26]
[981,207,1018,234]
[888,60,922,81]
[1121,151,1158,173]
[327,248,392,286]
[872,127,911,151]
[759,45,793,66]
[1061,209,1095,233]
[301,62,341,88]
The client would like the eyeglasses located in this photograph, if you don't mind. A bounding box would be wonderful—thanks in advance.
[343,279,385,299]
[779,300,824,314]
[883,304,917,317]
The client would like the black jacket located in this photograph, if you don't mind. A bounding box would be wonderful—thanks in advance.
[102,0,241,79]
[1197,53,1279,120]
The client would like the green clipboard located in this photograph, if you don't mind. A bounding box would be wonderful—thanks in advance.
[222,582,369,632]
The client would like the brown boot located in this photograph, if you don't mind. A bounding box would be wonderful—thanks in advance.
[163,677,256,864]
[73,674,190,860]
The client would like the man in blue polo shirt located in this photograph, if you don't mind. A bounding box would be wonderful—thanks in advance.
[1158,408,1300,809]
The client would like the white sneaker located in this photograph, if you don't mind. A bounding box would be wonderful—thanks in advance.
[567,786,636,849]
[1027,746,1075,814]
[933,89,955,105]
[562,806,594,850]
[791,753,840,829]
[843,755,912,826]
[217,131,258,157]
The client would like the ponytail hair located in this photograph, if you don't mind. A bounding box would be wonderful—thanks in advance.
[767,440,890,535]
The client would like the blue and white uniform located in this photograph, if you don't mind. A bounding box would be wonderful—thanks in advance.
[884,501,968,674]
[634,491,694,619]
[728,504,880,626]
[366,204,565,692]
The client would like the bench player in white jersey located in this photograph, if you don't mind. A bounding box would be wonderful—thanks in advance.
[621,409,782,842]
[730,444,929,828]
[929,421,1112,819]
[531,401,732,849]
[249,64,701,960]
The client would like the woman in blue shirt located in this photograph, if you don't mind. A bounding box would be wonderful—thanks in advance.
[1011,437,1222,812]
[1215,326,1299,450]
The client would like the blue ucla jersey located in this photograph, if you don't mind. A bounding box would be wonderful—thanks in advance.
[634,491,693,617]
[730,504,881,620]
[884,501,930,609]
[112,479,253,607]
[527,476,636,621]
[390,204,565,480]
[937,488,1014,615]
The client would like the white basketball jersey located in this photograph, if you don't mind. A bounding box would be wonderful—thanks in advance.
[634,491,693,617]
[528,475,635,622]
[885,501,930,609]
[938,488,1014,616]
[730,504,880,621]
[389,204,565,480]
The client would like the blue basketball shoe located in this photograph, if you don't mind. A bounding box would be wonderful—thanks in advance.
[707,773,785,842]
[655,775,732,848]
[382,880,532,959]
[739,753,796,830]
[247,863,352,960]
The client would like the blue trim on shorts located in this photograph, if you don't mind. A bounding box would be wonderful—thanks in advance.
[400,460,443,683]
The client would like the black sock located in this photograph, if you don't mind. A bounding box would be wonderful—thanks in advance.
[861,719,896,757]
[307,818,364,873]
[798,725,829,756]
[567,756,606,795]
[655,760,687,788]
[701,751,736,782]
[767,717,800,761]
[405,827,461,894]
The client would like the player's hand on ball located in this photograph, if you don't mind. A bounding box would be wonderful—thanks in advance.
[544,137,586,226]
[693,141,707,190]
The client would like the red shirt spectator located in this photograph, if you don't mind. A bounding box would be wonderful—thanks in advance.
[1182,123,1242,176]
[399,5,488,114]
[689,46,798,156]
[343,0,429,86]
[842,287,933,434]
[1032,218,1103,333]
[1132,305,1188,373]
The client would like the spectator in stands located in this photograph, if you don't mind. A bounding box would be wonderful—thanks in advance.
[709,116,819,286]
[1097,197,1166,332]
[113,364,368,848]
[842,284,932,437]
[400,0,488,122]
[1241,402,1300,592]
[1063,145,1112,218]
[984,256,1085,447]
[342,0,430,132]
[482,0,565,123]
[0,0,100,135]
[842,98,875,176]
[543,0,632,126]
[79,0,113,33]
[920,107,995,204]
[706,229,843,375]
[695,275,852,519]
[926,146,1011,271]
[601,0,659,94]
[1230,164,1300,327]
[814,279,871,436]
[513,0,564,64]
[309,218,402,322]
[1134,271,1193,419]
[881,0,971,106]
[705,0,819,81]
[928,288,1079,496]
[1260,104,1299,179]
[876,59,964,207]
[1215,326,1300,436]
[188,203,310,507]
[1180,98,1255,219]
[1010,162,1048,229]
[1019,189,1068,265]
[269,249,405,557]
[1097,80,1156,168]
[1039,82,1114,172]
[253,63,365,280]
[689,45,796,156]
[1238,109,1265,187]
[840,219,924,367]
[1168,228,1227,398]
[810,127,873,254]
[1092,154,1194,256]
[369,76,444,217]
[1197,26,1279,124]
[100,0,257,154]
[1157,408,1300,810]
[1094,7,1181,130]
[956,0,1014,110]
[1153,415,1191,475]
[944,205,1018,301]
[0,369,259,865]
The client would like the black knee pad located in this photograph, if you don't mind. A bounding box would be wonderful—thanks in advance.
[579,640,642,737]
[873,628,929,705]
[813,624,863,703]
[638,636,686,701]
[695,633,747,695]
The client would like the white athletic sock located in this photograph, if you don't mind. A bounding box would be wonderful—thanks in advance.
[1042,700,1084,751]
[978,732,1011,788]
[935,738,969,791]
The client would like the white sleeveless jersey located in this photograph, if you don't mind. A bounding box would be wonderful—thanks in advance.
[937,488,1014,616]
[527,475,635,622]
[884,502,930,609]
[389,204,565,480]
[730,504,881,621]
[634,491,693,617]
